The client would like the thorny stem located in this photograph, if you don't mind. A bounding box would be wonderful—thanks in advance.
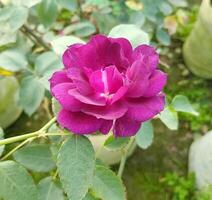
[117,137,135,178]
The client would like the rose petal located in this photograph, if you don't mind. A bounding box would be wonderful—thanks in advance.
[52,83,82,111]
[49,71,70,88]
[62,44,83,69]
[131,45,159,71]
[126,94,165,122]
[114,115,141,137]
[126,60,150,97]
[82,101,128,120]
[57,109,102,134]
[68,88,106,106]
[67,67,92,95]
[99,120,113,134]
[143,70,167,97]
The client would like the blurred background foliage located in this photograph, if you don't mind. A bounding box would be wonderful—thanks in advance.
[0,0,212,199]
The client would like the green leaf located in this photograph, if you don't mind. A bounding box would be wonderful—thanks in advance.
[171,95,199,116]
[92,165,126,200]
[0,161,38,200]
[12,0,42,8]
[38,177,65,200]
[57,0,77,11]
[159,2,173,15]
[19,75,45,115]
[0,76,22,128]
[168,0,188,7]
[158,106,178,130]
[108,24,149,48]
[104,135,129,150]
[156,28,171,46]
[0,49,27,72]
[0,127,4,157]
[51,36,84,56]
[57,135,95,200]
[35,51,62,76]
[64,21,96,37]
[82,193,97,200]
[136,121,154,149]
[13,144,56,172]
[37,0,57,28]
[9,6,28,32]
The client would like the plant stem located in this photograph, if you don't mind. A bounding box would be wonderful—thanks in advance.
[0,117,56,146]
[117,137,135,178]
[159,60,170,69]
[20,25,51,51]
[1,136,36,161]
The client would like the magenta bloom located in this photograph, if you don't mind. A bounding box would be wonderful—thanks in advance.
[50,35,167,137]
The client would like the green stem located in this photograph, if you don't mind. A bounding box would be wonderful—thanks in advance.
[0,117,56,146]
[117,137,135,178]
[21,26,51,51]
[159,60,170,69]
[1,136,36,161]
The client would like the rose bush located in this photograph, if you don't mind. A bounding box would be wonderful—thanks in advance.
[50,34,167,137]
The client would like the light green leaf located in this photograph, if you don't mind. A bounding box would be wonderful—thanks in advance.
[19,75,45,115]
[108,24,149,48]
[57,0,77,11]
[104,135,129,150]
[0,49,27,72]
[13,144,56,172]
[0,28,17,46]
[9,6,28,32]
[64,21,96,37]
[35,51,62,76]
[0,127,4,157]
[159,2,173,15]
[158,106,178,130]
[0,76,22,128]
[156,28,171,46]
[37,0,57,28]
[136,121,154,149]
[35,51,62,89]
[171,95,199,116]
[82,193,97,200]
[12,0,42,7]
[0,161,38,200]
[51,36,84,56]
[92,165,126,200]
[168,0,188,7]
[38,177,65,200]
[57,136,95,200]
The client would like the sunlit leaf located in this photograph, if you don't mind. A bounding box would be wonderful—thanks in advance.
[171,95,199,116]
[158,106,178,130]
[51,36,84,56]
[0,49,27,72]
[136,121,154,149]
[109,24,149,48]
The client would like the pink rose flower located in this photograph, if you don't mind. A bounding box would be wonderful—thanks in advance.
[50,34,167,137]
